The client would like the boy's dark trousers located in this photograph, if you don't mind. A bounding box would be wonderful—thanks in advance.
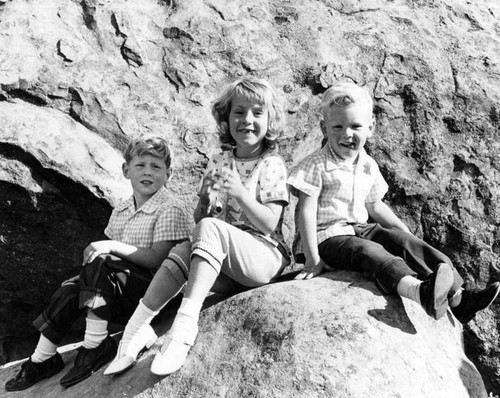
[318,223,464,294]
[33,255,155,345]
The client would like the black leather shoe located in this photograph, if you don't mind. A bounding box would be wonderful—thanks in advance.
[451,282,500,324]
[60,336,117,388]
[420,263,454,320]
[5,352,64,391]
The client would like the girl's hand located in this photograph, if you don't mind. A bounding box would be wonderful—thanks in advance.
[219,159,245,200]
[82,241,112,265]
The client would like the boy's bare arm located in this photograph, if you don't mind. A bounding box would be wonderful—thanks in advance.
[295,191,329,280]
[366,200,411,233]
[82,240,182,269]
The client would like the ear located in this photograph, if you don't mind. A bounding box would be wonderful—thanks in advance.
[122,162,130,179]
[165,168,172,182]
[367,116,375,138]
[320,120,327,137]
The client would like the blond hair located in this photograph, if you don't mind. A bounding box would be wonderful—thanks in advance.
[321,81,373,120]
[211,76,285,150]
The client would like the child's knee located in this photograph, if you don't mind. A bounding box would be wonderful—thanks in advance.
[193,217,226,239]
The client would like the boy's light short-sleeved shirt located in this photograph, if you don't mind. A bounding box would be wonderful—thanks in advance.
[287,144,388,257]
[105,186,191,247]
[202,149,289,249]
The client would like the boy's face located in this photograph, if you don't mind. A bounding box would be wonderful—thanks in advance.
[122,154,170,204]
[321,103,374,163]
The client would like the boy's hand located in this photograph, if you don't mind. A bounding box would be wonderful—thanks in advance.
[82,241,112,265]
[294,258,329,280]
[61,275,79,287]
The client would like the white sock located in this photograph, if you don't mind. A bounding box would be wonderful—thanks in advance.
[121,299,159,345]
[169,297,203,335]
[449,287,463,308]
[31,334,58,363]
[83,315,108,349]
[396,275,422,305]
[178,297,203,320]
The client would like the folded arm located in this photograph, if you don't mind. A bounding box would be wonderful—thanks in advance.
[82,240,182,269]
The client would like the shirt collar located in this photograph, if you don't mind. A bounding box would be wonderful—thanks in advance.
[115,186,169,214]
[324,143,368,171]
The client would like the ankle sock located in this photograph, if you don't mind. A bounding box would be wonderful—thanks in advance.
[178,297,203,320]
[83,315,108,349]
[121,299,160,345]
[31,334,58,363]
[396,275,422,305]
[167,298,203,338]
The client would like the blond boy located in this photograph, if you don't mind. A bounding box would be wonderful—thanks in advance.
[288,81,499,323]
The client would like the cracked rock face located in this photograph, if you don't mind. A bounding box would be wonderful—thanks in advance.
[0,0,499,393]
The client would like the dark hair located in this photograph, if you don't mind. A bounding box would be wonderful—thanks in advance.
[124,135,171,169]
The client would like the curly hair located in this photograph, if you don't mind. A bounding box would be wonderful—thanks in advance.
[124,134,171,169]
[211,76,285,150]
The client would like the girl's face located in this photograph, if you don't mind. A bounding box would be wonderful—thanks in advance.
[228,94,268,158]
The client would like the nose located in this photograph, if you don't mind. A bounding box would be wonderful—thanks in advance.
[242,110,253,124]
[143,165,153,175]
[343,128,354,138]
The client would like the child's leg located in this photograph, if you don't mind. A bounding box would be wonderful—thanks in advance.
[104,241,191,376]
[5,281,81,391]
[150,218,288,376]
[319,235,416,293]
[60,254,156,387]
[359,224,464,296]
[318,236,453,319]
[356,224,500,322]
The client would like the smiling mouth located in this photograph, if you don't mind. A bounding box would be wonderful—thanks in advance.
[239,129,255,134]
[340,142,356,149]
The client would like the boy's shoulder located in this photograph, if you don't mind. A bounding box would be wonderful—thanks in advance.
[113,187,181,214]
[292,146,330,170]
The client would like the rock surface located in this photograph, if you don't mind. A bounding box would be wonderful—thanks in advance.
[0,272,488,397]
[0,0,500,393]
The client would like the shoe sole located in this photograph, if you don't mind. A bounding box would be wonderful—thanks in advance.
[433,263,454,320]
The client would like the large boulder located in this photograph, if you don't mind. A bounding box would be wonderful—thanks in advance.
[1,0,499,392]
[0,272,488,397]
